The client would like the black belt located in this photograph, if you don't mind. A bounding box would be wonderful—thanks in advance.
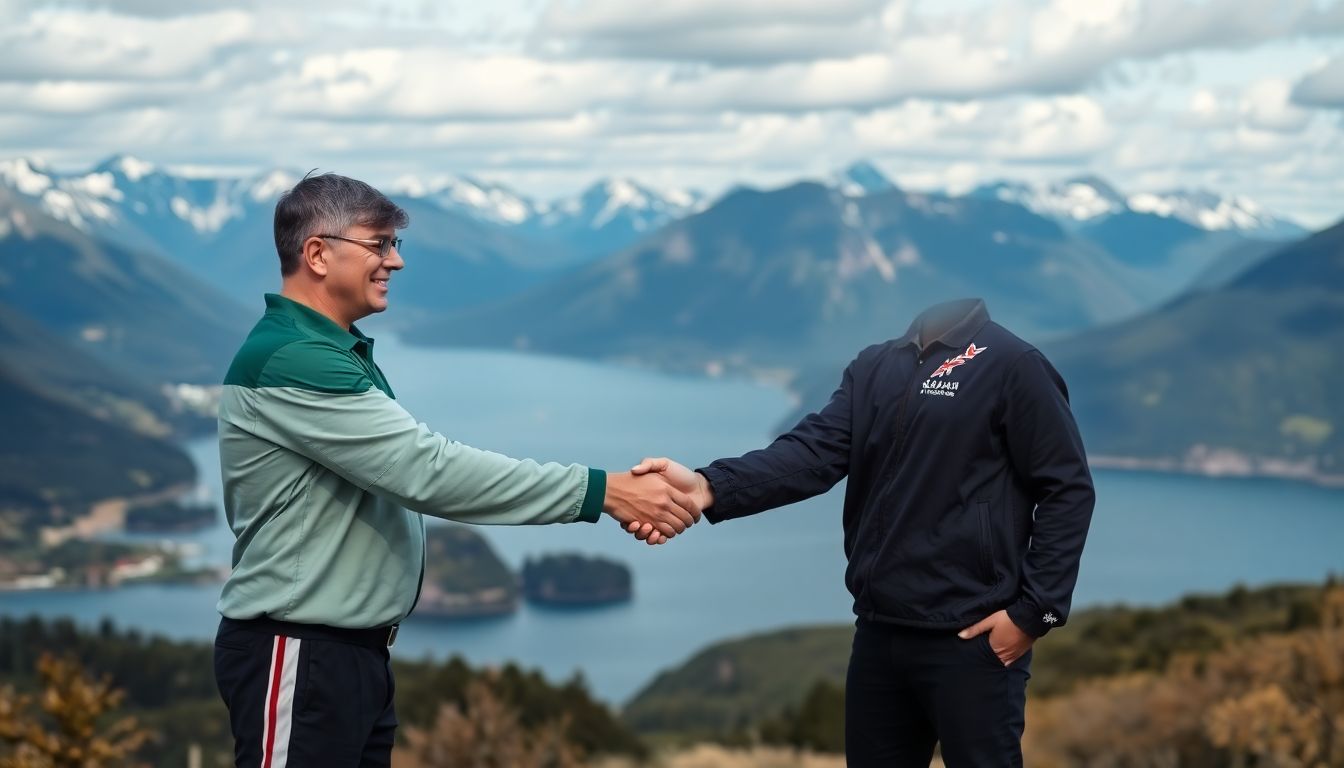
[221,616,399,649]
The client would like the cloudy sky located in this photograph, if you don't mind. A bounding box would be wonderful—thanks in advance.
[2,0,1343,225]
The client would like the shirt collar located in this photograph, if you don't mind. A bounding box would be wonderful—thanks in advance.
[264,293,372,351]
[894,298,990,352]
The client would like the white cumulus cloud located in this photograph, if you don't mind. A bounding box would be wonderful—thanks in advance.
[1292,53,1344,107]
[0,0,1341,226]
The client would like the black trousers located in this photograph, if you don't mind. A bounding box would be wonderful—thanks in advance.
[214,618,398,768]
[845,619,1032,767]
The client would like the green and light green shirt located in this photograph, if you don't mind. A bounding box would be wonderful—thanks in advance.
[216,294,605,628]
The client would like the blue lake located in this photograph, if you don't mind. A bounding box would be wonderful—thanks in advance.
[3,338,1341,706]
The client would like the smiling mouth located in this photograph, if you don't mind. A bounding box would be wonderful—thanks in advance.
[372,278,389,288]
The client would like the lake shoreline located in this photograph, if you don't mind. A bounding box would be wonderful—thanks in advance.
[176,336,1344,493]
[1091,454,1344,489]
[5,346,1342,708]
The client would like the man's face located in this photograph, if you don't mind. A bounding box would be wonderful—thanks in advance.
[320,225,404,325]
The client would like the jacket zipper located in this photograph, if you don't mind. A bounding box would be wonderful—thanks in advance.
[857,348,929,613]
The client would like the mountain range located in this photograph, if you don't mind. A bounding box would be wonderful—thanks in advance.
[402,177,1249,371]
[1,156,1303,315]
[976,175,1303,301]
[0,177,252,525]
[1051,218,1344,478]
[974,175,1305,239]
[393,174,708,261]
[0,156,707,309]
[1,150,1336,507]
[0,157,556,313]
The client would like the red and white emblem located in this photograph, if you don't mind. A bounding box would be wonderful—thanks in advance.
[930,343,987,378]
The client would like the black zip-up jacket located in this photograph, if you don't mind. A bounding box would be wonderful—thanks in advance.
[698,299,1095,637]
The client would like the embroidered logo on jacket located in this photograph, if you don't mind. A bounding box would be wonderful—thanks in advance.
[930,343,988,378]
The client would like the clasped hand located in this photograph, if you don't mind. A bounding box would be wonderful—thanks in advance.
[606,457,712,546]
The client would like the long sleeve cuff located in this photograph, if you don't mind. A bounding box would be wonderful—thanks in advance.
[1006,598,1063,638]
[576,468,606,523]
[695,465,734,523]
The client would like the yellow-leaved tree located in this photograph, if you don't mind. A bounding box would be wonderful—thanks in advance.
[0,654,150,768]
[401,680,584,768]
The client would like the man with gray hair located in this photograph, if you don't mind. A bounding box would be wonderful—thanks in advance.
[212,172,695,767]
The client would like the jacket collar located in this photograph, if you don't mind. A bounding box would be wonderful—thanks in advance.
[264,293,372,351]
[894,298,990,352]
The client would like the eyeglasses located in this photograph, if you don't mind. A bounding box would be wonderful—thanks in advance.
[316,234,403,259]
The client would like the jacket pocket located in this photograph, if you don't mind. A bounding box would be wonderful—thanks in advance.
[976,500,998,585]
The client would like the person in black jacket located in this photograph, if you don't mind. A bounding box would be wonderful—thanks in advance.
[627,298,1095,767]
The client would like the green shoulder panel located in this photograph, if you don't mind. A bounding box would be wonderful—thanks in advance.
[257,339,374,394]
[224,315,372,394]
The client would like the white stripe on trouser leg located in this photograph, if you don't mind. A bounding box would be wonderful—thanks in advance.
[261,636,302,768]
[272,637,301,768]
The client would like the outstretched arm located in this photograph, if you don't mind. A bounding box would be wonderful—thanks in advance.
[238,339,700,538]
[628,360,856,529]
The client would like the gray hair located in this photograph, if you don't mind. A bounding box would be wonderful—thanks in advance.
[273,172,410,276]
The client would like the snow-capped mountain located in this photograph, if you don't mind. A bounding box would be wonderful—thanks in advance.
[535,178,705,233]
[391,174,538,226]
[0,155,298,254]
[392,174,707,257]
[395,174,707,235]
[1126,190,1303,238]
[975,176,1127,224]
[1,157,123,232]
[830,160,897,197]
[973,175,1303,239]
[528,178,707,256]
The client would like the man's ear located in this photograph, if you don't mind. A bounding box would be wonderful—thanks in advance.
[300,236,329,277]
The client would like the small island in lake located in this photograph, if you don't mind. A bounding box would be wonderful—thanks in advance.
[522,553,633,606]
[416,525,519,619]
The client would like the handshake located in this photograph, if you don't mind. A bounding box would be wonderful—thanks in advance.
[603,458,715,546]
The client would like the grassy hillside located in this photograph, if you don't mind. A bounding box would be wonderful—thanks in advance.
[0,303,184,435]
[0,368,193,526]
[0,188,249,385]
[623,625,854,737]
[623,579,1338,739]
[1051,219,1344,474]
[0,304,196,527]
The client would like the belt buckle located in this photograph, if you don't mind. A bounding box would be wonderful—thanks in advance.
[386,624,399,647]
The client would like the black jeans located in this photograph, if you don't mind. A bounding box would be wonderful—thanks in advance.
[214,618,398,767]
[845,619,1031,767]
